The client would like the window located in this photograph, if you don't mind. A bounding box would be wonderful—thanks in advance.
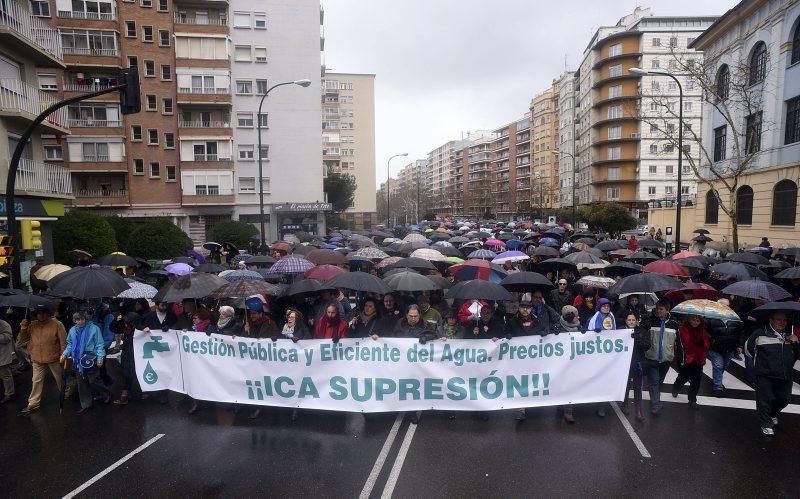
[254,12,266,28]
[745,111,762,154]
[236,80,252,94]
[128,56,138,68]
[158,0,168,12]
[669,37,678,48]
[608,106,621,119]
[81,142,109,161]
[651,59,660,69]
[234,45,251,61]
[233,11,250,28]
[607,126,621,139]
[159,30,170,46]
[149,162,160,178]
[30,0,50,16]
[793,22,800,65]
[609,65,622,77]
[607,167,620,180]
[665,165,674,175]
[239,177,256,193]
[668,81,677,92]
[166,165,176,181]
[705,190,719,224]
[160,64,171,80]
[648,165,657,174]
[713,125,727,162]
[608,85,621,98]
[142,26,153,43]
[772,180,798,226]
[715,65,730,101]
[749,42,767,85]
[686,79,695,91]
[254,47,267,62]
[683,101,692,112]
[608,44,622,57]
[164,132,175,149]
[162,98,173,114]
[649,144,658,154]
[735,185,754,224]
[663,143,675,153]
[147,128,158,144]
[607,188,620,200]
[237,112,253,127]
[193,142,218,161]
[44,145,62,160]
[650,102,659,112]
[145,94,157,111]
[131,125,142,141]
[666,123,675,134]
[665,186,674,195]
[238,145,254,160]
[144,60,155,77]
[256,79,268,94]
[648,186,656,195]
[650,124,658,133]
[668,60,677,69]
[785,96,800,145]
[133,158,144,174]
[652,37,661,47]
[259,145,269,160]
[125,21,136,37]
[651,80,660,92]
[174,36,228,60]
[37,74,57,90]
[607,146,620,160]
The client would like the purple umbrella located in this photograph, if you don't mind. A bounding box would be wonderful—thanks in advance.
[164,263,193,276]
[187,249,206,264]
[539,237,560,247]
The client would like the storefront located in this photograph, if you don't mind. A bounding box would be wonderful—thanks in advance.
[270,202,332,241]
[0,195,66,284]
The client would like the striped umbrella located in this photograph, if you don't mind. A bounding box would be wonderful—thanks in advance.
[449,259,507,283]
[672,299,742,322]
[492,251,530,264]
[410,248,447,262]
[468,249,497,260]
[267,257,316,274]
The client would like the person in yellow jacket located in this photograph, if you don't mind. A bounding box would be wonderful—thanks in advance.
[16,305,67,415]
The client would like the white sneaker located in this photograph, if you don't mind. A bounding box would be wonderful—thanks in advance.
[771,417,779,426]
[762,427,775,436]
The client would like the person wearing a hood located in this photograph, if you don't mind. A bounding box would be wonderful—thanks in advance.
[314,304,348,340]
[559,305,581,423]
[620,312,651,421]
[61,312,109,413]
[671,314,711,409]
[576,292,596,330]
[587,298,617,332]
[642,299,680,415]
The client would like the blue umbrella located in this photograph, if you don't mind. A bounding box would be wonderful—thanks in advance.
[539,237,560,247]
[468,249,497,259]
[506,240,528,250]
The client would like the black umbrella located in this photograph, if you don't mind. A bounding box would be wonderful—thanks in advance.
[427,275,453,289]
[48,266,131,299]
[445,280,513,301]
[532,245,560,257]
[564,251,606,266]
[573,231,595,238]
[388,257,436,271]
[194,263,226,273]
[775,267,800,279]
[384,271,439,292]
[693,229,710,235]
[604,262,643,277]
[624,251,660,264]
[327,271,391,294]
[500,271,555,292]
[609,273,682,296]
[574,238,598,246]
[535,258,578,273]
[674,256,709,270]
[203,242,222,251]
[0,289,56,309]
[395,241,430,254]
[383,267,419,277]
[171,256,196,265]
[282,279,334,297]
[211,279,284,298]
[449,236,470,244]
[727,252,770,266]
[710,262,768,281]
[693,234,713,243]
[749,301,800,320]
[95,253,138,267]
[245,255,277,266]
[721,280,792,302]
[637,239,666,250]
[596,240,626,252]
[156,273,228,302]
[432,245,462,258]
[777,248,800,256]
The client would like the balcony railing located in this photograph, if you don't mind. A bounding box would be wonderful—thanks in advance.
[179,121,231,128]
[0,0,63,60]
[81,155,110,162]
[57,10,116,21]
[62,47,119,57]
[178,87,230,94]
[174,15,227,26]
[68,118,121,127]
[63,82,115,92]
[74,188,127,198]
[17,159,72,196]
[192,154,231,162]
[0,79,67,128]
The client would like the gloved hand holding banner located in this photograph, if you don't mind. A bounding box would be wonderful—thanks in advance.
[133,329,633,412]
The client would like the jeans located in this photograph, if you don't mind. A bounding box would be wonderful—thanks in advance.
[706,350,734,391]
[642,359,670,409]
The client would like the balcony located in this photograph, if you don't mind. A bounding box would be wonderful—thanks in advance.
[182,193,235,206]
[72,189,129,207]
[592,52,643,70]
[0,0,63,66]
[68,158,127,172]
[62,47,119,57]
[594,94,640,107]
[181,155,233,170]
[57,10,116,21]
[63,82,115,92]
[0,79,68,132]
[68,118,121,128]
[178,121,232,137]
[177,87,231,105]
[593,156,639,166]
[173,14,228,35]
[591,134,641,146]
[16,159,73,197]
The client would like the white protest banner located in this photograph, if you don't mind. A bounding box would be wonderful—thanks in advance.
[133,329,633,412]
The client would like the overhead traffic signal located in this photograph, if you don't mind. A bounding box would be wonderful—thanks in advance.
[118,68,141,115]
[20,220,41,250]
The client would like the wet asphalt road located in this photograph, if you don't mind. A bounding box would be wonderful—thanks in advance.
[3,359,800,498]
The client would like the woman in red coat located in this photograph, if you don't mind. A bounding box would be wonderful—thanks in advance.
[671,314,711,409]
[314,304,348,340]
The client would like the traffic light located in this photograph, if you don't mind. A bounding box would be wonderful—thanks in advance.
[20,220,41,250]
[118,68,141,115]
[0,236,13,266]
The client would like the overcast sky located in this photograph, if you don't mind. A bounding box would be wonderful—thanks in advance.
[322,0,734,188]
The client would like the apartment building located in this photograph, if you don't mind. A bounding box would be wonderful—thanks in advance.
[0,0,71,265]
[556,71,577,211]
[530,83,560,217]
[574,7,715,220]
[321,72,376,230]
[388,159,425,223]
[691,0,800,247]
[427,139,464,215]
[490,115,530,220]
[454,130,495,219]
[30,0,323,243]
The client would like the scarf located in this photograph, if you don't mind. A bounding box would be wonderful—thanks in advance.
[560,316,580,332]
[282,321,297,338]
[532,303,544,316]
[658,317,666,361]
[217,315,232,330]
[68,323,91,374]
[192,319,211,332]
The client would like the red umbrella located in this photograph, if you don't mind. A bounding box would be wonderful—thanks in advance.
[484,239,506,248]
[672,250,702,260]
[448,259,507,283]
[665,283,722,304]
[609,248,634,257]
[644,260,690,277]
[304,264,346,281]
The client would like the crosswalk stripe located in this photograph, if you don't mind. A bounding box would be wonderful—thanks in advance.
[701,362,752,391]
[633,391,800,414]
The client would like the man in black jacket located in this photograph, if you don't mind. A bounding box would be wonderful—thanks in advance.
[142,302,177,331]
[745,311,800,436]
[547,279,573,313]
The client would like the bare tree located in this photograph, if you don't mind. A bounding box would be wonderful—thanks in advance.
[629,45,776,250]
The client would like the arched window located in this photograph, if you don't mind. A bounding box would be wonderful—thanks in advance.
[749,42,767,85]
[792,19,800,65]
[716,64,729,100]
[772,180,797,226]
[736,185,753,225]
[705,189,719,224]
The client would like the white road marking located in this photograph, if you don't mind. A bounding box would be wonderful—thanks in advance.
[381,415,419,499]
[359,413,403,499]
[63,433,165,499]
[635,391,800,413]
[701,362,752,391]
[611,402,651,458]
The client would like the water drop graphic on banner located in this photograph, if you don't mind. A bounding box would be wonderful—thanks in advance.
[143,361,158,385]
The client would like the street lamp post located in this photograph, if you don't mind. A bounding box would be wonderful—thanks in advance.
[386,153,408,227]
[630,67,684,252]
[553,149,577,228]
[256,79,312,253]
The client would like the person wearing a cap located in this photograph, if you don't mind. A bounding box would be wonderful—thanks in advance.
[508,296,542,338]
[436,309,465,339]
[17,305,67,415]
[61,311,110,413]
[245,297,278,339]
[587,298,617,332]
[417,295,442,329]
[746,311,800,436]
